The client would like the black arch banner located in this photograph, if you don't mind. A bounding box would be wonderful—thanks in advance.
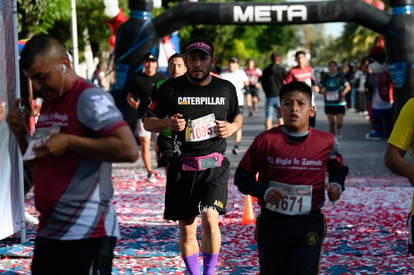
[115,0,414,119]
[153,0,390,36]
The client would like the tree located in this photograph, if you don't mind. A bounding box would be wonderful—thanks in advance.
[314,22,380,68]
[17,0,129,73]
[313,1,390,67]
[17,0,71,39]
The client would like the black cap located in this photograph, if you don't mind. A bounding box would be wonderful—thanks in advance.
[271,52,280,61]
[143,52,157,61]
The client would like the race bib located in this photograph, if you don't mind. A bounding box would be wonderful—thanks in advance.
[23,125,61,161]
[266,181,312,215]
[185,113,217,142]
[326,91,339,101]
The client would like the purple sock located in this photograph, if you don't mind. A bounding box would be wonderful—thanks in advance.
[183,252,200,275]
[202,252,218,275]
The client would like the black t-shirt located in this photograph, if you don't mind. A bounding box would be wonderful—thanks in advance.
[148,75,240,156]
[261,63,286,98]
[130,72,167,119]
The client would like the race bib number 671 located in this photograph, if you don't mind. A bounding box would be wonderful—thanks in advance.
[266,181,312,215]
[185,113,217,142]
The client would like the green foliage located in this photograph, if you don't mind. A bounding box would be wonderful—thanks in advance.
[17,0,124,60]
[71,1,111,56]
[312,1,390,67]
[313,22,381,67]
[17,0,71,38]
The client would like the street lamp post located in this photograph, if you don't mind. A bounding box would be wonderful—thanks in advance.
[71,0,79,73]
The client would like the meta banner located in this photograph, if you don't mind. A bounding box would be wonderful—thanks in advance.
[154,1,390,39]
[233,4,307,23]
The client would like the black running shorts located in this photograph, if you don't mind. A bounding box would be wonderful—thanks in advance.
[163,157,230,221]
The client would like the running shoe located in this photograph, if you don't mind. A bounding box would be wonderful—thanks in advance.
[365,130,382,140]
[147,171,157,183]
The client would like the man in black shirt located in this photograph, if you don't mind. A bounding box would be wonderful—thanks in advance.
[127,52,167,182]
[144,38,242,275]
[261,52,286,129]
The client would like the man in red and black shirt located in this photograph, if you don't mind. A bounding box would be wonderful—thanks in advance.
[7,34,138,275]
[284,50,319,127]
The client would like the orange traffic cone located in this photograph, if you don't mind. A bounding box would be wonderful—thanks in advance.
[241,195,255,225]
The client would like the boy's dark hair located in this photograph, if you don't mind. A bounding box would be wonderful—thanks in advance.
[328,60,338,67]
[280,81,312,101]
[295,50,306,58]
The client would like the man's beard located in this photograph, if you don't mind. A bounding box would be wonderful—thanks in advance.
[187,71,209,83]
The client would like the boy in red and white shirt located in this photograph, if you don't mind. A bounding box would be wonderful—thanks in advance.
[235,81,348,274]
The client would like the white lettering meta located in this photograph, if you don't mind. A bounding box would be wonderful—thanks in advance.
[233,5,307,23]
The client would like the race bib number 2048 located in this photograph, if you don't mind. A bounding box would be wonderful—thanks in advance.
[265,181,312,215]
[185,113,217,142]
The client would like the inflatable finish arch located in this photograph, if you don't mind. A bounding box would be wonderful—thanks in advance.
[113,0,414,120]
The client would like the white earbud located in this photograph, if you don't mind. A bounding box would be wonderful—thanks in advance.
[59,64,67,97]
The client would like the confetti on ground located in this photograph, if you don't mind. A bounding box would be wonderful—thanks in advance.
[1,168,414,274]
